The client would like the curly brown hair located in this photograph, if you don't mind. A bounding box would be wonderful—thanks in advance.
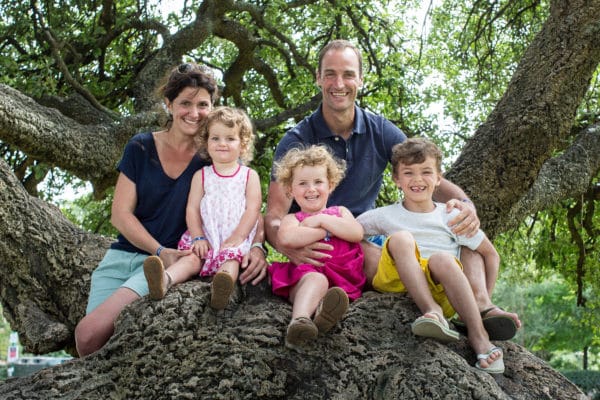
[195,106,255,164]
[156,63,219,129]
[274,145,346,190]
[391,137,443,178]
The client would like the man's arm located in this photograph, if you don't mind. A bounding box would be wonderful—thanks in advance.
[264,180,292,251]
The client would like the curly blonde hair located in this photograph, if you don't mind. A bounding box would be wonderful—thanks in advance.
[196,106,255,164]
[274,145,346,190]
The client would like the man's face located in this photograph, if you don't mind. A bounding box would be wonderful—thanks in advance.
[316,47,363,114]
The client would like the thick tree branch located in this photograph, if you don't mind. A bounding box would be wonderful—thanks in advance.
[0,84,159,194]
[505,124,600,234]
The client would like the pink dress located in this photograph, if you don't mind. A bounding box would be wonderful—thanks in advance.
[268,206,366,301]
[178,164,257,276]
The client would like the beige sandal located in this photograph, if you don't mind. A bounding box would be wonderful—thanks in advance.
[210,271,235,310]
[475,346,505,374]
[286,317,318,347]
[144,256,172,300]
[411,311,460,343]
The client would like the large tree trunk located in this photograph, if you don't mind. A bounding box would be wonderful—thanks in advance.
[446,0,600,237]
[0,284,586,399]
[0,158,107,354]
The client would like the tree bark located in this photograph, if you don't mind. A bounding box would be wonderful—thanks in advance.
[0,84,160,195]
[446,0,600,237]
[0,285,587,399]
[0,158,109,354]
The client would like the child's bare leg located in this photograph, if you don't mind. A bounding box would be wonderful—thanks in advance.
[387,233,459,342]
[144,254,202,300]
[387,232,442,316]
[210,260,239,310]
[428,253,502,370]
[166,253,203,285]
[218,259,240,281]
[289,272,329,319]
[285,272,328,346]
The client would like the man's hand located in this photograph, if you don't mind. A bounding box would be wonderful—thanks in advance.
[446,199,480,237]
[239,246,268,285]
[279,241,333,267]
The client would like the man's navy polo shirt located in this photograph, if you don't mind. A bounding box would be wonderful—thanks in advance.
[273,104,407,216]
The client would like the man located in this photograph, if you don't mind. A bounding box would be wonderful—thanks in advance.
[264,39,520,339]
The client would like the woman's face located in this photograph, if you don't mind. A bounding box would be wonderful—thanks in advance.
[166,87,212,136]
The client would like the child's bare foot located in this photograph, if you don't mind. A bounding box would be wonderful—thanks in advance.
[210,271,235,310]
[144,256,171,300]
[313,287,349,333]
[475,346,505,374]
[286,317,318,347]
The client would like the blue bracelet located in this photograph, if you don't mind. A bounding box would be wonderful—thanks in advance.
[324,230,331,242]
[156,245,164,256]
[192,236,207,243]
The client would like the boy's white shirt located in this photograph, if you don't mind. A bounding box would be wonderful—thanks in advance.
[357,201,485,259]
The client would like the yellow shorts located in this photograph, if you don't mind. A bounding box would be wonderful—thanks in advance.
[372,237,462,318]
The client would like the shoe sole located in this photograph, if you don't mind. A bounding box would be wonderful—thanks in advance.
[452,316,517,341]
[143,256,166,300]
[411,317,460,343]
[314,287,349,333]
[210,272,234,310]
[286,319,318,346]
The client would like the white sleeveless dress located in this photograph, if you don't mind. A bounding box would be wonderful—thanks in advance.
[178,164,257,276]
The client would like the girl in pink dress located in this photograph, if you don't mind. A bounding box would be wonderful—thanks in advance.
[268,145,365,347]
[143,107,262,310]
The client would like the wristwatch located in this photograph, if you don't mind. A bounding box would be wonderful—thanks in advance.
[250,242,268,257]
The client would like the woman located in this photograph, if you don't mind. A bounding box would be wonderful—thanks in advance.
[75,64,267,356]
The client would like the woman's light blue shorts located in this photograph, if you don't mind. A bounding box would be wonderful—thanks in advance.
[86,249,150,314]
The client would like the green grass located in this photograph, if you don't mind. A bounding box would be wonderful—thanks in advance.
[0,307,10,362]
[1,306,10,380]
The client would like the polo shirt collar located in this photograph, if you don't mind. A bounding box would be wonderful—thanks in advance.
[314,104,367,139]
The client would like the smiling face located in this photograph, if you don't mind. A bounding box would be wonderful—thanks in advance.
[289,164,333,214]
[393,155,441,212]
[316,47,363,115]
[206,121,242,166]
[166,87,212,137]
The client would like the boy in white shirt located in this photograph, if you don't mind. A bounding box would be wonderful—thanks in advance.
[357,137,504,374]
